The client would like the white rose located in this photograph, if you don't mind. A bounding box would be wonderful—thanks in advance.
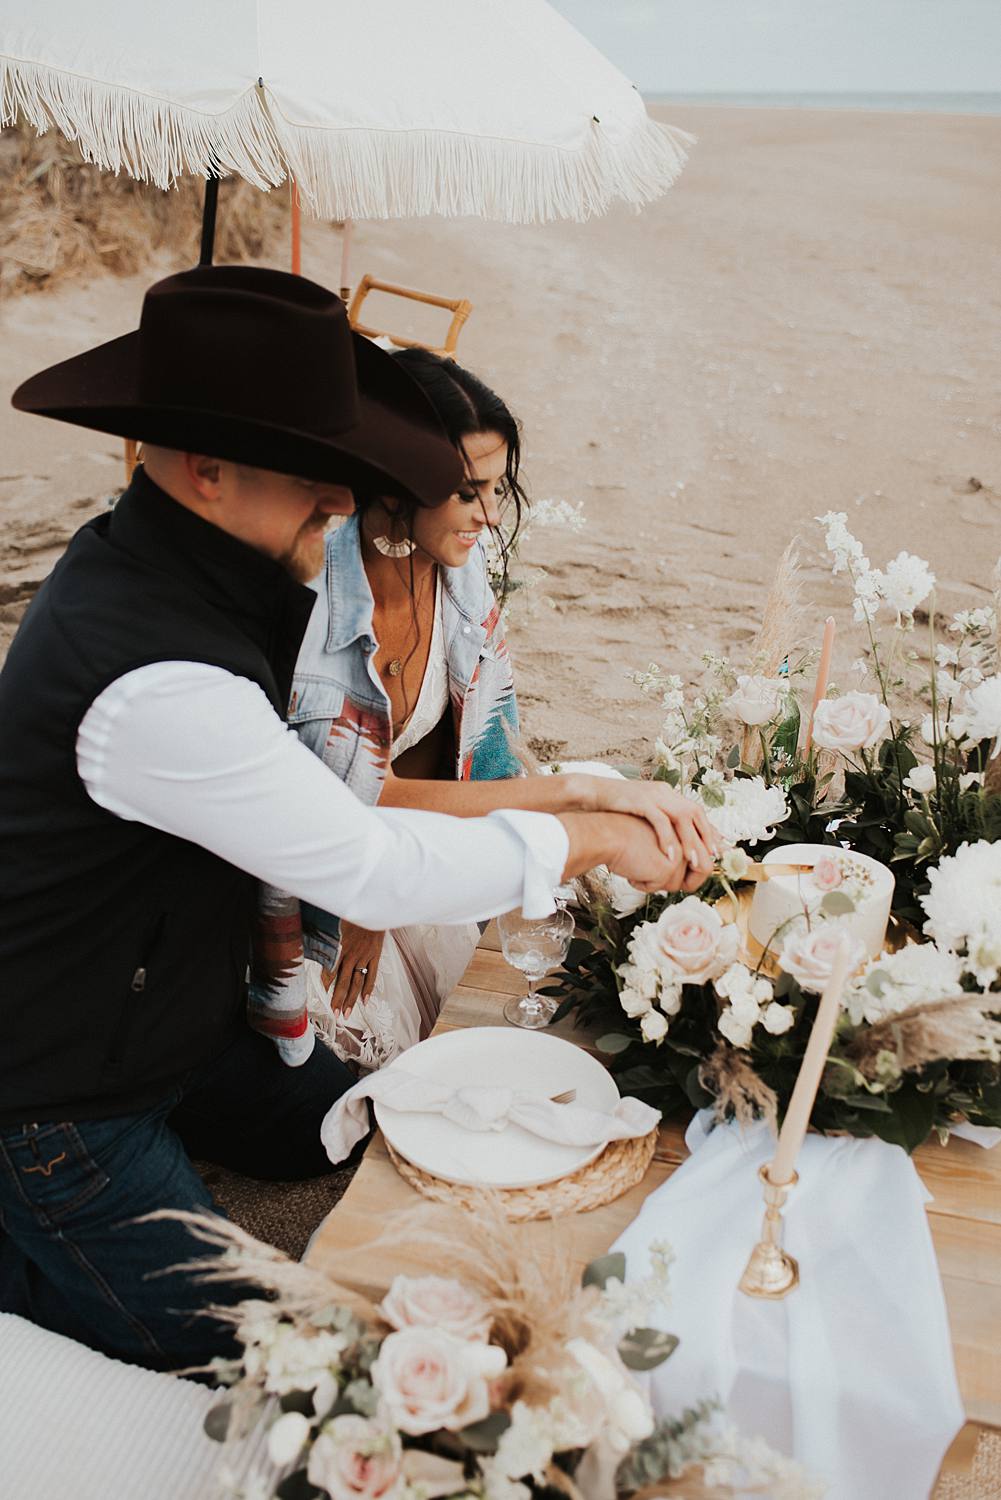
[606,873,648,918]
[761,1002,795,1035]
[268,1410,311,1468]
[904,764,936,795]
[371,1328,506,1436]
[307,1416,403,1500]
[722,674,786,727]
[640,1009,669,1044]
[718,1009,755,1048]
[565,1339,653,1452]
[380,1275,491,1342]
[811,692,891,752]
[652,897,740,985]
[779,924,866,994]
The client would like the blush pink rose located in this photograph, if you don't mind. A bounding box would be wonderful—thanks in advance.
[306,1416,403,1500]
[779,925,866,994]
[379,1275,491,1342]
[811,692,891,753]
[810,854,844,893]
[371,1327,507,1436]
[653,897,740,986]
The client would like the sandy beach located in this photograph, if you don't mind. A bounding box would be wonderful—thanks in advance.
[2,105,1000,760]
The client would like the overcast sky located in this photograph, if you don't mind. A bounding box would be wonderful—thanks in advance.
[549,0,1001,94]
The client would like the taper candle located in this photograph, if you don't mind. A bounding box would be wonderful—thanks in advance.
[767,936,852,1187]
[802,615,836,756]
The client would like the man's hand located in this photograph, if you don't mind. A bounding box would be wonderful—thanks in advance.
[559,811,712,895]
[328,923,386,1015]
[580,775,718,875]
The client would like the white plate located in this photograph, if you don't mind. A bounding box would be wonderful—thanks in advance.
[375,1027,621,1189]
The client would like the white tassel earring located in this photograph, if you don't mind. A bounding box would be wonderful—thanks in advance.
[372,534,417,558]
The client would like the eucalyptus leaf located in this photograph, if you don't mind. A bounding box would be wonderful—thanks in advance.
[596,1032,634,1055]
[821,890,856,916]
[459,1411,512,1453]
[618,1328,680,1370]
[276,1471,323,1500]
[582,1251,627,1290]
[203,1401,233,1442]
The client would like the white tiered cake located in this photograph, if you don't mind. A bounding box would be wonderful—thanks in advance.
[748,843,895,960]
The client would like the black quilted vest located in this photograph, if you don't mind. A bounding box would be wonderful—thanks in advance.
[0,469,315,1122]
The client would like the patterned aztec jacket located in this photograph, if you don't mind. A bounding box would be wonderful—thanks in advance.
[248,512,522,1062]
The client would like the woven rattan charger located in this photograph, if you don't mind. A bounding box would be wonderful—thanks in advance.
[386,1127,658,1222]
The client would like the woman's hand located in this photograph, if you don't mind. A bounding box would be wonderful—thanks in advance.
[579,774,718,877]
[327,923,386,1015]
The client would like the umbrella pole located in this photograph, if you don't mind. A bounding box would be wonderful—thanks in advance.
[339,218,354,304]
[291,181,302,275]
[199,175,220,266]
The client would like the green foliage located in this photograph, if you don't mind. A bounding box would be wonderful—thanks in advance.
[617,1328,680,1371]
[581,1252,626,1290]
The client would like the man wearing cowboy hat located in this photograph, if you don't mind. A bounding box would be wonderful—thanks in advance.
[0,265,710,1373]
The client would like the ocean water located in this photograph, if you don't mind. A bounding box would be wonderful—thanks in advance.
[648,92,1001,115]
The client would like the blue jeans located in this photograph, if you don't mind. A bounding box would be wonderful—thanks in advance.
[0,1027,358,1372]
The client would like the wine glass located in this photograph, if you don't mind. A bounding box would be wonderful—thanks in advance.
[497,906,575,1029]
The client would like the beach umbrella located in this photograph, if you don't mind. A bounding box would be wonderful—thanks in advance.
[0,0,691,253]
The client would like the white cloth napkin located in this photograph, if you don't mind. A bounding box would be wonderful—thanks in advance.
[613,1114,964,1500]
[320,1067,659,1165]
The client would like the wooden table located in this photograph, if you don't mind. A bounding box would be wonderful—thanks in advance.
[310,929,1001,1480]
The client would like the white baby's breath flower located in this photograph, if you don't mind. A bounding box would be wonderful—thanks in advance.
[935,644,960,668]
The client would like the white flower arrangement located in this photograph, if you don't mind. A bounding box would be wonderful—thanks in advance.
[189,1212,814,1500]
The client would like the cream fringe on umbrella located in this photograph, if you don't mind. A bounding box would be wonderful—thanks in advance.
[1,57,692,223]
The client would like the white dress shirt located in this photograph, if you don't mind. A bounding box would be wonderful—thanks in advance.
[76,662,569,927]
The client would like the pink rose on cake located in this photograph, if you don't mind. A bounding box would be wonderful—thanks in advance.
[810,853,845,893]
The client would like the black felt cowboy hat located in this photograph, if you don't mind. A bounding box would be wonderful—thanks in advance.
[11,264,463,505]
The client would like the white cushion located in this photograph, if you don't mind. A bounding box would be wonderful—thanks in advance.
[0,1313,269,1499]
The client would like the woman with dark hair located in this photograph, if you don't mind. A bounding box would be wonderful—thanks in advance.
[250,351,715,1068]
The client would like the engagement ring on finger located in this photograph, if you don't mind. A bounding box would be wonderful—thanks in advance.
[356,965,369,977]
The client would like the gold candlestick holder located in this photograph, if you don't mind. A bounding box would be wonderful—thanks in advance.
[738,1164,800,1299]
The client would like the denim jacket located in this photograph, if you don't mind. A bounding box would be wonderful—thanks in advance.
[248,515,521,1060]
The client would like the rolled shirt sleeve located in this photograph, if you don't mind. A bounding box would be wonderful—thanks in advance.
[76,663,569,927]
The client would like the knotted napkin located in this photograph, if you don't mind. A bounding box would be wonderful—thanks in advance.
[320,1068,660,1165]
[612,1114,964,1500]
